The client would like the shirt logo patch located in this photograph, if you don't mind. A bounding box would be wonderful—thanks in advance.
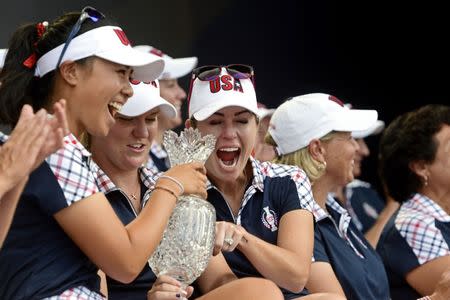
[262,206,278,232]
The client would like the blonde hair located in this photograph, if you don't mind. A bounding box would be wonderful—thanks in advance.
[265,131,336,183]
[79,131,91,150]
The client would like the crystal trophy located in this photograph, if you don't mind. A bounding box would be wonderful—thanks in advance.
[148,128,216,288]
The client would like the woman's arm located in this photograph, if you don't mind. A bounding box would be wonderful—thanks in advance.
[54,163,207,283]
[428,267,450,300]
[406,255,450,296]
[197,252,237,293]
[225,210,314,292]
[306,261,346,296]
[0,101,67,247]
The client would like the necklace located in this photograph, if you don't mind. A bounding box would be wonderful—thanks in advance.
[126,183,142,213]
[127,183,141,202]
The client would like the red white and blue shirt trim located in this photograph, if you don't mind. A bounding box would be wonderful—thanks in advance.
[93,163,156,208]
[43,286,105,300]
[45,134,99,205]
[207,157,315,225]
[395,193,450,264]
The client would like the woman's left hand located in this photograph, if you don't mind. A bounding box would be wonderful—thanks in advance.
[147,275,194,300]
[213,221,248,255]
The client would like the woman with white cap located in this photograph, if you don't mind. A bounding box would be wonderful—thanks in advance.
[0,7,206,299]
[134,45,198,173]
[266,93,390,299]
[333,109,399,248]
[184,65,343,300]
[90,80,284,300]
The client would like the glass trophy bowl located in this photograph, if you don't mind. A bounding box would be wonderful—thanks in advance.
[148,128,216,287]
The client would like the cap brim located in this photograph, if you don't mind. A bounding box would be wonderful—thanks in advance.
[96,47,165,82]
[120,95,176,118]
[160,57,198,79]
[193,99,258,121]
[352,120,385,138]
[159,102,177,118]
[333,109,378,132]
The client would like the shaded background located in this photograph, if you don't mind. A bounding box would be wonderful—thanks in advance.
[1,0,448,194]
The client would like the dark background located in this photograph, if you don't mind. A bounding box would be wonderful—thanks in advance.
[1,0,448,194]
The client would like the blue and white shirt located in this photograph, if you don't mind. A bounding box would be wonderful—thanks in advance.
[207,157,314,299]
[0,134,104,300]
[313,195,390,300]
[94,165,157,300]
[377,193,450,300]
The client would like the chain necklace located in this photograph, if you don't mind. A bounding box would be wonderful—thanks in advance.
[127,183,141,202]
[125,182,142,214]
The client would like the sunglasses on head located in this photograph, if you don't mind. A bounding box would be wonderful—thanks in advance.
[187,64,255,107]
[56,6,105,68]
[192,64,255,83]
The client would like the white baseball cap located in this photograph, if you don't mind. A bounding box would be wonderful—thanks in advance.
[133,45,198,80]
[352,120,385,138]
[119,79,177,118]
[268,93,378,155]
[344,103,385,138]
[0,49,7,68]
[188,67,258,121]
[35,26,164,82]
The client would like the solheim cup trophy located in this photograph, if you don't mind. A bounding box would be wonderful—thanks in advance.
[148,128,216,289]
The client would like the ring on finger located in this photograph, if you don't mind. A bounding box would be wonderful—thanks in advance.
[224,237,234,246]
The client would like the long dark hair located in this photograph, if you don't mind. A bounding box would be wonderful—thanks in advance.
[379,104,450,202]
[0,10,114,126]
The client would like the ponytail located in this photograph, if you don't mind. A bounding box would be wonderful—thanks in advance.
[0,23,41,126]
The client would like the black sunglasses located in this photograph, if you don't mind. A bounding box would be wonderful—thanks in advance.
[56,6,105,68]
[192,64,254,83]
[187,64,255,106]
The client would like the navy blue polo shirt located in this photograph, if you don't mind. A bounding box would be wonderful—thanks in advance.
[377,193,450,300]
[94,165,157,300]
[313,196,390,300]
[207,158,315,300]
[341,180,385,233]
[0,134,102,299]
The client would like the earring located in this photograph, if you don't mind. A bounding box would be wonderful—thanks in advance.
[318,161,327,171]
[423,175,428,187]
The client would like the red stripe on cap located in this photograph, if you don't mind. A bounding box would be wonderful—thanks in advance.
[113,29,130,46]
[328,95,344,107]
[150,48,164,57]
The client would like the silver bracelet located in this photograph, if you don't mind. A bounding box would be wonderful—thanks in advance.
[417,296,431,300]
[159,175,185,195]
